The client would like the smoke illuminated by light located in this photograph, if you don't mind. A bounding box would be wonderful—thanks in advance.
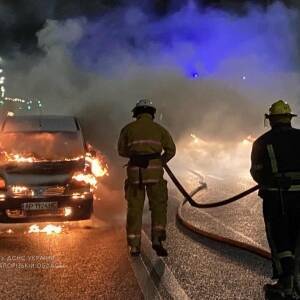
[241,135,255,145]
[0,1,298,197]
[175,133,256,185]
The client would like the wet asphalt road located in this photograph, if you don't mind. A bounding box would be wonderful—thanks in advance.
[0,176,271,300]
[0,218,142,300]
[143,177,271,299]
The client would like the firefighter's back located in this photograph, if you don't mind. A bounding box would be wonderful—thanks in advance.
[256,126,300,173]
[125,114,167,155]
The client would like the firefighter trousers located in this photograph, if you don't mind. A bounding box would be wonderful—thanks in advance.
[125,179,168,247]
[262,191,300,279]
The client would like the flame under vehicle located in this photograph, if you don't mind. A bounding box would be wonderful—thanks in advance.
[0,115,94,222]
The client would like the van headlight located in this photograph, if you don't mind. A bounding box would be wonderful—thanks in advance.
[9,185,34,197]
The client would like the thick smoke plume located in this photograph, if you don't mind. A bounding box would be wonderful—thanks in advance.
[1,1,300,193]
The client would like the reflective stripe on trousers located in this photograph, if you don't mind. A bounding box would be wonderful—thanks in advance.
[152,225,166,243]
[127,234,141,239]
[125,180,168,246]
[278,250,294,259]
[152,225,165,231]
[127,233,141,247]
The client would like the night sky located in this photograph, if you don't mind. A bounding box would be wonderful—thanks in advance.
[0,0,297,55]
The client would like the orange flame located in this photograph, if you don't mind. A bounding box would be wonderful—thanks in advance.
[72,144,109,189]
[0,140,109,190]
[72,173,98,188]
[1,151,84,164]
[5,153,37,163]
[85,153,108,177]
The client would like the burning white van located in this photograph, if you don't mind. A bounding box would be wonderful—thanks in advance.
[0,115,95,222]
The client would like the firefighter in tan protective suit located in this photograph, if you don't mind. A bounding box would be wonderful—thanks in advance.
[118,99,176,257]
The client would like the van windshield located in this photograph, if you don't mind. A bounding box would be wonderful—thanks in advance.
[0,132,85,163]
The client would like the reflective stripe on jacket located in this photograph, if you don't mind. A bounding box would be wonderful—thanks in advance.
[250,124,300,193]
[118,113,176,184]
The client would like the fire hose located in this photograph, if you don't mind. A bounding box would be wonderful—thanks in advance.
[164,164,272,260]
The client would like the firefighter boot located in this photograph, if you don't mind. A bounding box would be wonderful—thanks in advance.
[127,233,141,257]
[294,274,300,299]
[264,275,294,299]
[294,259,300,299]
[152,235,168,257]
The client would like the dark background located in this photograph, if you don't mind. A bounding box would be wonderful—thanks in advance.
[0,0,298,55]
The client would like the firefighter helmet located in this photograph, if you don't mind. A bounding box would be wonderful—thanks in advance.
[132,99,156,118]
[265,100,297,119]
[132,99,156,111]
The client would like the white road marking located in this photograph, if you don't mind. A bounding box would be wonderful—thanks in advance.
[141,231,190,300]
[129,255,162,300]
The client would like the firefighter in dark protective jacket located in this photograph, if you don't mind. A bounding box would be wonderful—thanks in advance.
[250,100,300,299]
[118,99,176,257]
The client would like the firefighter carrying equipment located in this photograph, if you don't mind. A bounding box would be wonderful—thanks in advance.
[160,100,300,297]
[118,113,176,186]
[118,112,176,250]
[251,117,300,288]
[164,164,259,208]
[250,123,300,195]
[174,178,300,299]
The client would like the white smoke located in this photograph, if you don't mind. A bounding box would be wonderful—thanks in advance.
[2,1,300,188]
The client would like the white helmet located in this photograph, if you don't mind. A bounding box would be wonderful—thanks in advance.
[132,99,156,111]
[132,99,156,117]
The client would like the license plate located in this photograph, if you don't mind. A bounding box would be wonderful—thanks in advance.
[22,202,58,211]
